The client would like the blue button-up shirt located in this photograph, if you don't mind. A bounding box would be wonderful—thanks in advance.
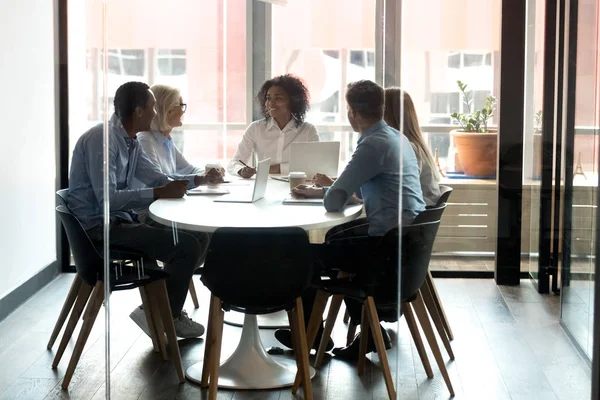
[67,114,198,230]
[324,120,425,236]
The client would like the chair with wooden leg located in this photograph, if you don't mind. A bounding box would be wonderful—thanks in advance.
[54,205,185,390]
[198,227,314,400]
[306,206,455,399]
[425,185,455,342]
[48,190,163,350]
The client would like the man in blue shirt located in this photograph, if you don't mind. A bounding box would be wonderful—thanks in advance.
[68,81,222,338]
[274,80,426,357]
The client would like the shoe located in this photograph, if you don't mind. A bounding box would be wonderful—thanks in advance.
[274,328,335,352]
[173,310,205,338]
[129,306,152,338]
[332,324,392,360]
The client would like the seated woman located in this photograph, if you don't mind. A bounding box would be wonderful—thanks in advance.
[137,84,218,179]
[227,74,320,178]
[384,88,441,206]
[313,88,440,206]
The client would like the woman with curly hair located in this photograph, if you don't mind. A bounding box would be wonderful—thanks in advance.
[227,74,320,178]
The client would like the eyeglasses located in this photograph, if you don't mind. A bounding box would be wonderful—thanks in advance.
[176,103,187,112]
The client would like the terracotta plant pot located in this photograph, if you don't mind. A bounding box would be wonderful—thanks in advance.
[450,129,498,177]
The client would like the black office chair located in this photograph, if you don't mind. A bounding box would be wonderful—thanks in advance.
[305,206,454,399]
[421,185,456,345]
[53,205,185,390]
[436,185,453,207]
[47,189,200,350]
[199,227,314,400]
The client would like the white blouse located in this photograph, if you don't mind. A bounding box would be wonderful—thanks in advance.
[227,118,320,175]
[411,142,442,207]
[136,131,203,176]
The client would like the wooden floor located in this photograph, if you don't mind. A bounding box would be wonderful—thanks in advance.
[0,274,592,400]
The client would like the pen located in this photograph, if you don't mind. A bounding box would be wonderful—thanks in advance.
[238,159,251,168]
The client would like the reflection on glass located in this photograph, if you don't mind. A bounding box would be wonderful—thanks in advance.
[560,0,599,361]
[403,0,501,269]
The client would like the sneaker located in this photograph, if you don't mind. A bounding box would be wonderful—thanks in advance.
[173,310,205,338]
[129,306,152,338]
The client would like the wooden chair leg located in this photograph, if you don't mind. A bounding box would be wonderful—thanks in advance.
[291,298,313,400]
[412,291,455,397]
[139,286,159,352]
[292,290,329,392]
[357,303,370,375]
[145,284,168,361]
[61,281,104,390]
[287,309,301,393]
[402,302,433,378]
[314,294,343,368]
[189,279,200,309]
[343,309,350,323]
[201,294,219,388]
[346,321,357,346]
[426,271,454,340]
[47,275,82,349]
[421,278,455,360]
[364,297,396,400]
[151,280,185,383]
[52,281,94,368]
[208,298,225,400]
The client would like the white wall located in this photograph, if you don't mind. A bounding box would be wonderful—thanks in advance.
[0,0,57,299]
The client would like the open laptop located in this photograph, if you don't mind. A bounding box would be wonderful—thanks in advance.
[288,141,340,180]
[214,158,270,203]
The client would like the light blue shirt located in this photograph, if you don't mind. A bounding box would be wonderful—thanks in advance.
[67,114,198,231]
[324,120,425,236]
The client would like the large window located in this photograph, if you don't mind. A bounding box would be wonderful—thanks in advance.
[402,1,501,172]
[271,0,376,165]
[68,0,247,167]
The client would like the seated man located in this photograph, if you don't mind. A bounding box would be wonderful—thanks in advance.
[274,79,426,357]
[67,81,222,338]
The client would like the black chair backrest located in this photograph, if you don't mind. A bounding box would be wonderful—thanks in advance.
[201,227,314,314]
[56,189,69,207]
[413,204,446,224]
[56,205,102,287]
[377,206,443,302]
[436,185,453,207]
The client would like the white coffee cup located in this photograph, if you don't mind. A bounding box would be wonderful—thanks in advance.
[289,171,307,191]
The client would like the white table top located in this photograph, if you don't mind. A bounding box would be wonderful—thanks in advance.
[149,176,363,233]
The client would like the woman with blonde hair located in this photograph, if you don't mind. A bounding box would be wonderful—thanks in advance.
[136,84,215,178]
[384,88,441,206]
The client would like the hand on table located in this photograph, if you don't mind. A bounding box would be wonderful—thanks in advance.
[154,180,188,199]
[238,166,256,179]
[196,168,224,185]
[348,194,363,205]
[291,184,324,199]
[312,173,334,187]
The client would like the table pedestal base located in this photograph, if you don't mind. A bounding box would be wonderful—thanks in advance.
[223,310,289,329]
[186,314,315,390]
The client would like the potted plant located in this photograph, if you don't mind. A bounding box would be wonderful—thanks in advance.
[450,80,498,177]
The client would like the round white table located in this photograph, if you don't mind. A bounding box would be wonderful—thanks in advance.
[149,176,362,390]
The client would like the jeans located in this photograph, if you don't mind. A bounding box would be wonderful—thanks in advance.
[88,218,209,317]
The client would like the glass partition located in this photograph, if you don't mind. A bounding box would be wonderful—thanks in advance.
[402,0,501,271]
[561,0,599,362]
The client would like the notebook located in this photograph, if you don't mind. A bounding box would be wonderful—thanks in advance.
[187,187,230,195]
[282,197,324,205]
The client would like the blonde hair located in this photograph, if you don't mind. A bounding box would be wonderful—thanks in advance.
[150,84,181,132]
[384,88,440,181]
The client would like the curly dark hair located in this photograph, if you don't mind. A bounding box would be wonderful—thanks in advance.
[255,74,310,126]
